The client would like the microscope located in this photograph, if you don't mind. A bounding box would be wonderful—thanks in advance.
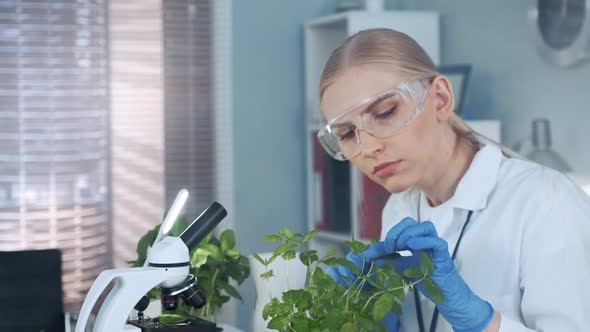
[75,190,227,332]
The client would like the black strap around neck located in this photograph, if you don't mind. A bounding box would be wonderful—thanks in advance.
[415,210,474,332]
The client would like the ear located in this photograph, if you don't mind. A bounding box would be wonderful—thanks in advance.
[431,76,455,123]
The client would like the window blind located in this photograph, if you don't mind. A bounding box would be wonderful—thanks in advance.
[0,0,110,311]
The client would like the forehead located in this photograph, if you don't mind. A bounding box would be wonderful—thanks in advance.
[321,65,404,122]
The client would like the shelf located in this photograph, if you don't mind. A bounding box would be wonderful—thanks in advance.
[314,230,353,242]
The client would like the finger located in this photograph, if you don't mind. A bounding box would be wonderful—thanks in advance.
[361,241,389,261]
[395,221,439,251]
[406,236,449,261]
[346,251,363,268]
[347,251,370,274]
[338,265,356,287]
[384,217,419,253]
[385,256,420,274]
[326,266,348,286]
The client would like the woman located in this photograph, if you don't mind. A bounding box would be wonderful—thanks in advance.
[321,28,590,332]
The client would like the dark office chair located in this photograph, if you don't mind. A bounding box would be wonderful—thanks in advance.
[0,249,65,332]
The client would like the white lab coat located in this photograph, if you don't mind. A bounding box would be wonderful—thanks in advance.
[381,144,590,332]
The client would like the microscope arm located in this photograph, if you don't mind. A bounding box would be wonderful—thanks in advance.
[76,267,167,332]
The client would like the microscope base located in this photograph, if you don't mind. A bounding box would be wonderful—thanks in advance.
[128,317,220,332]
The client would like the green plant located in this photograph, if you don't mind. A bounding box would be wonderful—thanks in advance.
[253,228,443,332]
[131,218,250,320]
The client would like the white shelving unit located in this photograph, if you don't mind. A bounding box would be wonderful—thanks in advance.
[303,10,441,255]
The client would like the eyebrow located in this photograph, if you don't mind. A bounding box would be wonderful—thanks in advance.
[330,92,393,128]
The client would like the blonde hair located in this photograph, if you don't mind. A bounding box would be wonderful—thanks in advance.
[319,28,482,150]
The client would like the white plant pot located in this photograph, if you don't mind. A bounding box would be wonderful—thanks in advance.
[249,252,307,332]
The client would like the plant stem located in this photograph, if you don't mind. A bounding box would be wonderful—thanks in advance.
[360,274,427,313]
[287,257,291,290]
[205,269,220,318]
[353,262,375,303]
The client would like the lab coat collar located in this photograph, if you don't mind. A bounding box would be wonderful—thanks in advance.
[449,144,503,211]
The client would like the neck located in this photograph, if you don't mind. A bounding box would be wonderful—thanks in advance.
[419,132,477,207]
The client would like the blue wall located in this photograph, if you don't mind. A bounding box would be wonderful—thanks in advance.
[231,1,337,329]
[406,0,590,172]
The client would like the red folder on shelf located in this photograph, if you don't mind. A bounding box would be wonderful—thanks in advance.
[312,132,330,230]
[311,132,351,233]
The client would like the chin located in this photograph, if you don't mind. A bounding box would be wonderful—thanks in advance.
[379,176,415,194]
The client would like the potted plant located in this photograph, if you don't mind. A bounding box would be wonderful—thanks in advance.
[131,217,250,324]
[253,228,443,332]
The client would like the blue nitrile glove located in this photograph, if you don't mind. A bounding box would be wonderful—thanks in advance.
[326,251,401,332]
[325,250,371,289]
[362,217,494,332]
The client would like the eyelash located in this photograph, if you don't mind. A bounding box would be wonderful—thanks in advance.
[375,106,396,119]
[335,105,397,141]
[338,129,355,141]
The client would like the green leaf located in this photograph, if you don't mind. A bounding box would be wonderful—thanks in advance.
[274,242,298,256]
[191,249,209,268]
[323,309,344,329]
[226,260,250,284]
[252,253,266,266]
[391,299,403,315]
[267,315,289,330]
[279,227,294,240]
[291,316,312,331]
[203,243,223,261]
[387,273,405,290]
[262,302,272,320]
[423,277,444,303]
[226,248,240,259]
[420,251,434,275]
[281,250,296,261]
[299,250,319,266]
[260,270,274,280]
[263,297,280,320]
[322,257,359,275]
[220,229,236,252]
[345,239,370,254]
[341,322,356,332]
[357,316,374,330]
[263,235,282,242]
[302,229,320,242]
[217,280,242,301]
[372,293,395,321]
[402,267,423,279]
[267,253,280,265]
[159,313,190,325]
[283,289,312,311]
[322,249,337,259]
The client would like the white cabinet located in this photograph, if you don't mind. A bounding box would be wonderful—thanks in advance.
[303,11,440,254]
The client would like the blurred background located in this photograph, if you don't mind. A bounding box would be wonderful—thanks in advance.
[1,0,589,330]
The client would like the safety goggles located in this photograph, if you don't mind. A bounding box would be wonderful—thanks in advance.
[317,79,430,161]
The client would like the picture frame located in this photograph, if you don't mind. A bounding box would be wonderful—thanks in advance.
[438,64,472,117]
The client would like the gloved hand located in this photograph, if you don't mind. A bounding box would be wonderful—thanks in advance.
[361,217,494,332]
[325,250,373,289]
[326,251,401,332]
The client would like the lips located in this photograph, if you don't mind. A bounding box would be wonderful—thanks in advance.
[373,160,402,178]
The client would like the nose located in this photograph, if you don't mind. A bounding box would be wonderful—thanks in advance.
[356,128,383,157]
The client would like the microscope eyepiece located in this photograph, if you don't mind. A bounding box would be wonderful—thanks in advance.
[180,202,227,250]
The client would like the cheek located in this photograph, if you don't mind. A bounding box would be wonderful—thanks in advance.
[405,107,439,158]
[349,159,373,179]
